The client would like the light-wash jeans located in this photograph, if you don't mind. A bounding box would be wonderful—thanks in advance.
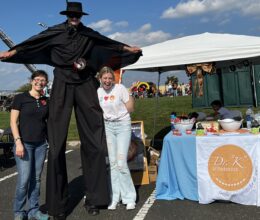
[105,120,136,204]
[13,141,48,219]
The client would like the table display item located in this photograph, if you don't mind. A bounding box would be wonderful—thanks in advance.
[196,123,206,136]
[250,120,259,134]
[186,129,192,135]
[173,129,182,136]
[196,121,219,133]
[174,119,195,133]
[218,119,243,132]
[170,112,177,130]
[246,106,254,129]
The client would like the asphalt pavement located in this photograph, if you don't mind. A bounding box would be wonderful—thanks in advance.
[1,145,260,220]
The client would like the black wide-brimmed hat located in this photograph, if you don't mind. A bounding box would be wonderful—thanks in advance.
[60,2,88,16]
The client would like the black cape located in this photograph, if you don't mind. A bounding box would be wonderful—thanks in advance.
[3,22,142,73]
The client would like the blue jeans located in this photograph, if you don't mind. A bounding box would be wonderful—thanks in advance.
[105,120,136,204]
[13,141,48,219]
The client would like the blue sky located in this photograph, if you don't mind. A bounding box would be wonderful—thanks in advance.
[1,0,260,90]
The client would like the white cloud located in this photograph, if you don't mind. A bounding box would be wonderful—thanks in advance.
[0,63,30,90]
[88,19,112,33]
[108,23,171,47]
[0,63,25,76]
[161,0,260,19]
[0,63,53,90]
[114,21,129,28]
[242,2,260,16]
[138,24,152,32]
[87,19,171,46]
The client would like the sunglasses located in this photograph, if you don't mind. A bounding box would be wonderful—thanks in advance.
[67,13,82,19]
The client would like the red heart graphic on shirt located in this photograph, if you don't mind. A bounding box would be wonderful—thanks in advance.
[104,96,109,101]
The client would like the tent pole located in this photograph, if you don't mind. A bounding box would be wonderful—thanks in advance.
[251,64,258,107]
[151,70,161,147]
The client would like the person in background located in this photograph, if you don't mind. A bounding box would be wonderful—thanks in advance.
[181,83,186,96]
[167,80,173,97]
[97,66,136,211]
[10,70,49,220]
[173,82,178,96]
[0,2,141,219]
[210,100,234,119]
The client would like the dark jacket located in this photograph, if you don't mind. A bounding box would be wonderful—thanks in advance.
[4,21,141,82]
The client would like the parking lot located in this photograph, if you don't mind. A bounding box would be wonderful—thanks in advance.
[1,146,260,220]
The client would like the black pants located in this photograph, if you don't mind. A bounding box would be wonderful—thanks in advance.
[46,77,110,215]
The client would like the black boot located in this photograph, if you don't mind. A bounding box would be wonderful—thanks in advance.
[52,213,66,220]
[84,203,100,216]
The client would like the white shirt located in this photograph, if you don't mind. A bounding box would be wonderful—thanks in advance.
[98,84,130,121]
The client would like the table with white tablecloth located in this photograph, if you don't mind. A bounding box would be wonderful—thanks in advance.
[156,131,260,206]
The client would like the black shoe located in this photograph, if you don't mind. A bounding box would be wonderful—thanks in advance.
[84,204,100,216]
[52,213,66,220]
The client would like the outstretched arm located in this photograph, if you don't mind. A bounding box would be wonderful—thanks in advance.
[0,49,17,60]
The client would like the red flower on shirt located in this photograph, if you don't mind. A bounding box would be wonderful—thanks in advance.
[40,99,47,106]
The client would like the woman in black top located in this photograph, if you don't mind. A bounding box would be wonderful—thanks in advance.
[10,70,49,220]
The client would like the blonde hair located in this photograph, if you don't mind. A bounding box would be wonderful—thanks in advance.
[98,66,115,80]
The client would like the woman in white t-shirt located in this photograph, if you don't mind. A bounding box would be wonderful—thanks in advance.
[97,66,136,211]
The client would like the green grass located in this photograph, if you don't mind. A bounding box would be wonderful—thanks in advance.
[1,96,259,141]
[0,111,10,129]
[132,96,212,139]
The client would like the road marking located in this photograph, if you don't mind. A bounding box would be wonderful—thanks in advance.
[133,189,156,220]
[0,172,18,182]
[0,149,73,183]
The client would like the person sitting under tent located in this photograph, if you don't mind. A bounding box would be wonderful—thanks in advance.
[210,100,235,119]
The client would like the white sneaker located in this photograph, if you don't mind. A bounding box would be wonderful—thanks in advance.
[126,203,136,210]
[108,201,118,210]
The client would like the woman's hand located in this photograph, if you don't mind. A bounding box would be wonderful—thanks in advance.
[15,141,25,158]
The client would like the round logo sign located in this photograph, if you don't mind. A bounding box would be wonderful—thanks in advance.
[208,145,253,191]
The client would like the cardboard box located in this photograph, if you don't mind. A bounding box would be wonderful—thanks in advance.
[148,146,160,166]
[148,165,157,182]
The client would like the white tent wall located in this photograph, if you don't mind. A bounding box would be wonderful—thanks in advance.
[122,32,260,147]
[122,32,260,107]
[123,32,260,72]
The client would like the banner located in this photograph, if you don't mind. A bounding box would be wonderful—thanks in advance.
[196,135,260,206]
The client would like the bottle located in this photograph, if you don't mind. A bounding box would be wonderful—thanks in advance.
[170,112,177,130]
[246,106,254,129]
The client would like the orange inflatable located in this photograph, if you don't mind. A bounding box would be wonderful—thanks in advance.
[114,69,125,83]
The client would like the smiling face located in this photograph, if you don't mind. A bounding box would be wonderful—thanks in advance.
[100,72,115,90]
[31,75,48,93]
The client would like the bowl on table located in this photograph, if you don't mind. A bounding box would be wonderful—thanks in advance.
[174,120,195,133]
[255,113,260,124]
[218,119,243,132]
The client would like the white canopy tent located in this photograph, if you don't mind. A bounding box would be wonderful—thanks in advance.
[123,32,260,72]
[122,32,260,146]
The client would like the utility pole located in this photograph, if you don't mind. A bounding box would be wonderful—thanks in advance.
[0,27,37,74]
